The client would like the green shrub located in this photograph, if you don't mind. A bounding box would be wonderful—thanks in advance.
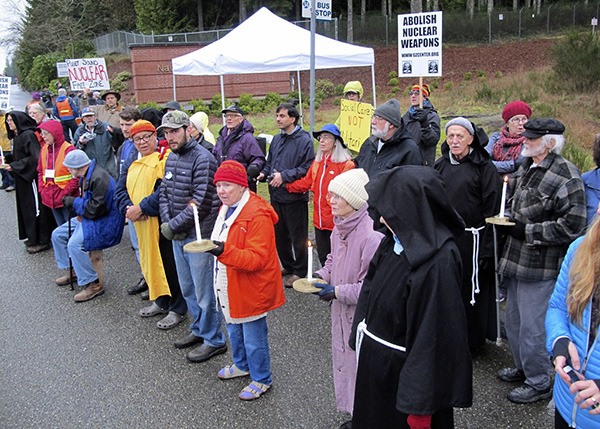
[335,84,345,96]
[315,79,336,98]
[551,30,600,92]
[562,141,594,172]
[475,82,499,102]
[389,70,398,79]
[463,71,473,81]
[531,102,556,118]
[22,52,65,91]
[110,71,133,93]
[388,77,399,87]
[138,101,160,111]
[262,92,284,112]
[444,81,454,91]
[237,93,260,114]
[477,70,486,78]
[187,99,210,114]
[209,94,230,115]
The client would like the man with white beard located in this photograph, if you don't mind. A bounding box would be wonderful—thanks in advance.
[354,99,422,178]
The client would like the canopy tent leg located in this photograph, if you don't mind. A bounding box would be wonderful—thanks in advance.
[297,70,303,128]
[371,65,377,107]
[220,75,226,126]
[172,74,177,101]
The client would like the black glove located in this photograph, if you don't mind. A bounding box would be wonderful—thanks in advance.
[62,196,76,208]
[507,220,526,240]
[552,337,571,361]
[412,108,428,125]
[247,164,260,180]
[313,283,336,302]
[207,240,224,257]
[160,222,175,240]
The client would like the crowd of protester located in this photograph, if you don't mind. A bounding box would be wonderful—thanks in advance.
[3,81,600,429]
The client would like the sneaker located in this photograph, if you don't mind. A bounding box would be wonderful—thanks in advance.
[507,384,552,404]
[74,280,104,302]
[497,367,526,383]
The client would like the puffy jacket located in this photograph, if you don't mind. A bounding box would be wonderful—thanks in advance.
[72,159,125,251]
[214,119,266,171]
[159,138,219,239]
[582,168,600,226]
[286,157,354,230]
[261,126,315,204]
[546,237,600,429]
[74,120,117,178]
[354,124,423,177]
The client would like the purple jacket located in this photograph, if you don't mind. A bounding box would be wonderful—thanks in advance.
[315,204,383,414]
[214,119,265,171]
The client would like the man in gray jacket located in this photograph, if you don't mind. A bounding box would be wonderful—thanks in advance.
[158,110,226,363]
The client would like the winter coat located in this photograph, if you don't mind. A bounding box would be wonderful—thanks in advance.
[159,138,219,239]
[582,168,600,226]
[53,95,80,121]
[261,126,315,204]
[211,190,285,320]
[546,237,600,429]
[286,156,355,231]
[72,159,125,251]
[354,125,423,178]
[498,152,587,281]
[94,104,123,130]
[315,205,383,414]
[214,119,266,171]
[402,101,441,167]
[37,134,78,209]
[74,120,117,178]
[486,130,526,175]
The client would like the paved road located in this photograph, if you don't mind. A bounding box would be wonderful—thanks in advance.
[7,84,31,112]
[0,184,554,428]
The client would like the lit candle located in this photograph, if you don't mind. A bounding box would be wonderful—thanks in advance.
[191,202,202,242]
[307,240,313,281]
[499,175,508,218]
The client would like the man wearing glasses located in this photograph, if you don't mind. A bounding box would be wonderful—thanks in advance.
[74,107,117,178]
[355,99,422,178]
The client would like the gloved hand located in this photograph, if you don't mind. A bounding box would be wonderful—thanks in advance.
[506,219,526,240]
[207,240,224,257]
[407,414,432,429]
[173,232,186,241]
[247,164,260,180]
[160,222,175,240]
[412,108,428,125]
[62,196,76,208]
[313,283,336,302]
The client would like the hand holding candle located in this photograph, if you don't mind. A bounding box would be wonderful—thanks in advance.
[191,202,202,242]
[498,175,508,218]
[307,240,313,281]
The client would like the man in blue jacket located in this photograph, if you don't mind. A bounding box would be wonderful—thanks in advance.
[51,150,125,302]
[53,88,81,142]
[258,103,315,287]
[158,110,226,363]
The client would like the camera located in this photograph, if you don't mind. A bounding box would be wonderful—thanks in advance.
[80,132,95,143]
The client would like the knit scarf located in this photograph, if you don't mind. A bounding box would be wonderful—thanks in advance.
[492,126,524,162]
[408,98,433,116]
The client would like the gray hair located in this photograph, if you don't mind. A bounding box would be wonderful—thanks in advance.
[28,103,46,115]
[315,138,352,163]
[58,88,67,96]
[543,134,565,154]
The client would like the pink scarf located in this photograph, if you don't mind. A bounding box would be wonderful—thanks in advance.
[492,126,524,162]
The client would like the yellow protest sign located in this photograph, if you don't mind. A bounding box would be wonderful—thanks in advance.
[339,99,374,152]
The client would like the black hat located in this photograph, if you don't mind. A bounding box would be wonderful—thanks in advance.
[101,90,121,101]
[221,105,244,116]
[521,118,565,139]
[162,100,181,113]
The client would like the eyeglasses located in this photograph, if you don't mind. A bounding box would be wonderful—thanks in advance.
[509,117,528,124]
[326,192,343,202]
[133,132,155,143]
[318,134,335,141]
[224,113,242,119]
[410,90,421,95]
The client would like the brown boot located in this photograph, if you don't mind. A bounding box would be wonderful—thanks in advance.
[74,280,104,302]
[55,269,77,286]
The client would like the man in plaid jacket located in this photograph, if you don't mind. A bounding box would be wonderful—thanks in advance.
[495,118,586,405]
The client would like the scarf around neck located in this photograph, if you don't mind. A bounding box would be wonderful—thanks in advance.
[492,125,524,162]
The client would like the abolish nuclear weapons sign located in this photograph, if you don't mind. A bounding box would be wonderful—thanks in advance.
[398,11,443,77]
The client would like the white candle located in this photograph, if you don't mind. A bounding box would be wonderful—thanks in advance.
[191,202,202,242]
[0,146,3,164]
[499,175,508,218]
[307,240,313,281]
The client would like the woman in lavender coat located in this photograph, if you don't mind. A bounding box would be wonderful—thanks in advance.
[313,168,383,429]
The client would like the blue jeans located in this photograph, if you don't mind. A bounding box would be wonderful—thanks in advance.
[52,207,72,227]
[51,218,98,286]
[226,316,272,385]
[172,237,225,347]
[1,169,14,187]
[128,220,140,262]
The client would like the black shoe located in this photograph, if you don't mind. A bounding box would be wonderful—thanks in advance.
[186,343,227,363]
[507,384,552,404]
[127,278,148,295]
[174,332,203,349]
[140,289,149,300]
[26,243,51,254]
[340,420,352,429]
[497,367,526,383]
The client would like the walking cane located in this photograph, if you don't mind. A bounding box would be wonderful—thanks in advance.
[67,211,74,291]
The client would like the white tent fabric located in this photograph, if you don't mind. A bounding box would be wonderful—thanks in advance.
[171,7,375,76]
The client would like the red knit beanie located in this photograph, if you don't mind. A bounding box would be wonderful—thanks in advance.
[214,160,248,188]
[130,120,156,137]
[502,100,532,123]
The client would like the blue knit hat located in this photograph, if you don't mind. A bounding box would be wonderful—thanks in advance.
[64,149,91,169]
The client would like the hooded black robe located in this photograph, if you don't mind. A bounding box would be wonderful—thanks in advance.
[350,166,472,429]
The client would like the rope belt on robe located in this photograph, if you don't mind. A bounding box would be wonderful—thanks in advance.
[465,225,485,306]
[355,319,406,365]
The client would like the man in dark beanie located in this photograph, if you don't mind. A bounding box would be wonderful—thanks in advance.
[355,99,422,178]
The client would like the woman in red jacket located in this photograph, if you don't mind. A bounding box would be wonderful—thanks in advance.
[207,160,285,401]
[287,124,354,264]
[37,120,79,225]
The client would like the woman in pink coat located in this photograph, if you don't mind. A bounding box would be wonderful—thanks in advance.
[313,168,383,429]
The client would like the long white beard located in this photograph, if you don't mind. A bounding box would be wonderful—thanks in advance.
[522,142,547,158]
[372,122,390,140]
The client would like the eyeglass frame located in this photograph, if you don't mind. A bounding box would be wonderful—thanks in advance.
[133,132,156,144]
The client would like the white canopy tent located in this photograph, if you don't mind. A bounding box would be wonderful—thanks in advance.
[171,7,376,123]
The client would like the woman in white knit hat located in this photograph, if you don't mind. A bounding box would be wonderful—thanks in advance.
[312,168,384,429]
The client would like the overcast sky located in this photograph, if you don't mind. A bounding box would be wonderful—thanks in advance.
[0,0,26,75]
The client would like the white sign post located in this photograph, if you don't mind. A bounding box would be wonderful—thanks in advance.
[65,57,110,91]
[302,0,332,20]
[0,76,11,110]
[398,11,443,77]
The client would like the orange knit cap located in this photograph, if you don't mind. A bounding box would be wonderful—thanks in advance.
[130,120,156,137]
